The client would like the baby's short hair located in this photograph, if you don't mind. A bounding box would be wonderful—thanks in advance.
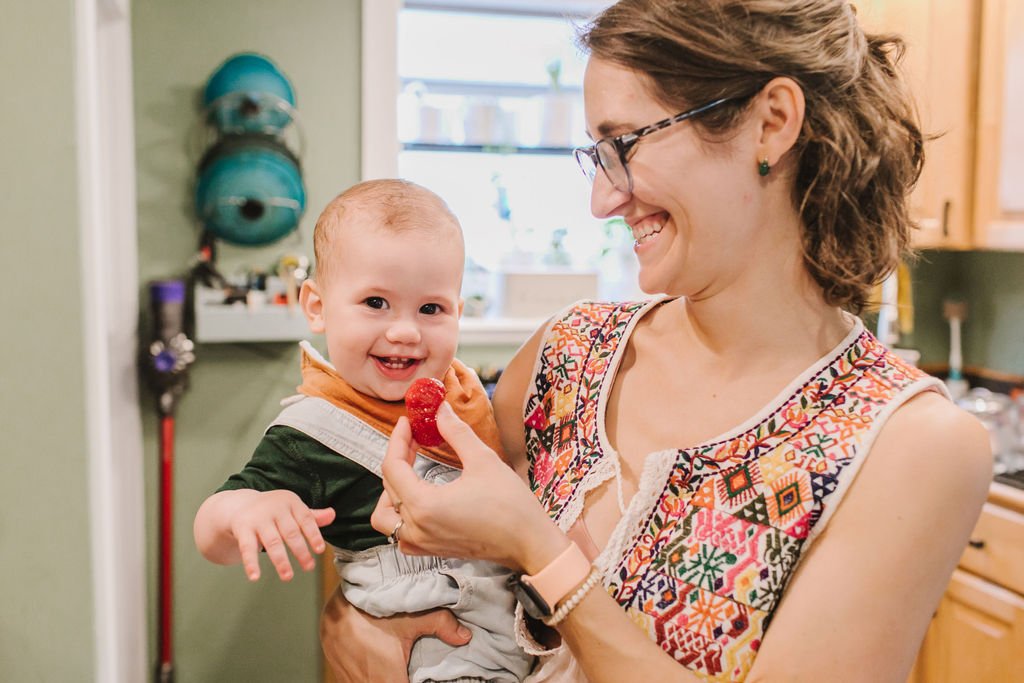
[312,179,462,282]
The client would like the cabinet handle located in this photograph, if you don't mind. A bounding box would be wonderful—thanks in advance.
[941,200,951,238]
[967,538,985,549]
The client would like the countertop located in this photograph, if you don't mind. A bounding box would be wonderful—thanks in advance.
[990,478,1024,515]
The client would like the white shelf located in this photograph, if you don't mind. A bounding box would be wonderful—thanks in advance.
[195,285,542,345]
[194,286,313,343]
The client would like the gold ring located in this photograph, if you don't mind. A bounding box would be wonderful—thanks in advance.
[387,517,404,544]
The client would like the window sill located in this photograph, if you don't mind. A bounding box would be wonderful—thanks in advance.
[459,315,544,347]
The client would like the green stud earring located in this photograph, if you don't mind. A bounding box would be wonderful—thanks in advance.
[758,158,771,177]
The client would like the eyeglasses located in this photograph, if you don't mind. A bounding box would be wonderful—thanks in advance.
[573,97,733,194]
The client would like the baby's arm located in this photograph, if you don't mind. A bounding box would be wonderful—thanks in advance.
[194,427,339,581]
[194,488,335,582]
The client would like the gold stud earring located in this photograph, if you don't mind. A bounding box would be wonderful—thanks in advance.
[758,158,770,177]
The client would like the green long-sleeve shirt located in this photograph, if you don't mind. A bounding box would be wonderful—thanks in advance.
[218,426,387,551]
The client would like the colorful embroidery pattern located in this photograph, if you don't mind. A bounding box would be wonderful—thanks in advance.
[523,301,935,681]
[525,300,647,513]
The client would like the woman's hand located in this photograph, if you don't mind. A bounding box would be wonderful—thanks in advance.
[372,402,567,574]
[320,585,471,683]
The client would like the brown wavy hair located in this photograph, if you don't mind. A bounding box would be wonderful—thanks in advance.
[579,0,923,312]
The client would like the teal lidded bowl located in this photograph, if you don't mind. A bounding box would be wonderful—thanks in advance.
[203,52,296,135]
[195,134,305,246]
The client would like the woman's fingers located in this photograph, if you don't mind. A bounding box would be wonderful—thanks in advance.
[412,608,472,646]
[378,417,427,524]
[370,496,430,555]
[370,489,396,537]
[435,402,494,468]
[376,409,506,557]
[319,588,470,683]
[382,417,418,479]
[396,538,432,556]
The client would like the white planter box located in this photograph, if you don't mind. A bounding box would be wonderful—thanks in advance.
[194,284,313,343]
[494,269,598,318]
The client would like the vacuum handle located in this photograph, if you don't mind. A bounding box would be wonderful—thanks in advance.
[151,280,186,345]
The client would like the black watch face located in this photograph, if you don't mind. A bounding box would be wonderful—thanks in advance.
[508,574,552,620]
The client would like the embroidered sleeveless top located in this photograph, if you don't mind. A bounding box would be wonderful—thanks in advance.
[522,299,944,681]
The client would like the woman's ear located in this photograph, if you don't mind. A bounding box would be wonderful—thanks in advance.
[299,279,327,334]
[754,76,805,171]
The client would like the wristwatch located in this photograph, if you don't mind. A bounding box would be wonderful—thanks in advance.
[508,542,592,620]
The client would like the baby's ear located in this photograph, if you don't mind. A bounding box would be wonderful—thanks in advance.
[299,279,327,334]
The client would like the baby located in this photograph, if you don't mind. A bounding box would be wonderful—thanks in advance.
[193,179,533,683]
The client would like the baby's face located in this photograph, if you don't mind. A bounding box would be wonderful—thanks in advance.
[314,223,463,401]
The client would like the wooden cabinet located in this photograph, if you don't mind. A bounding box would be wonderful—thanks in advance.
[910,484,1024,682]
[858,0,1024,251]
[973,0,1024,249]
[912,570,1024,683]
[855,0,981,249]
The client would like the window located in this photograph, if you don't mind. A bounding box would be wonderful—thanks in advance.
[391,2,639,314]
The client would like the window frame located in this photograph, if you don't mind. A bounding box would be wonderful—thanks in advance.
[360,0,609,180]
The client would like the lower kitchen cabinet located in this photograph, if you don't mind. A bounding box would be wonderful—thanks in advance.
[910,484,1024,682]
[911,570,1024,683]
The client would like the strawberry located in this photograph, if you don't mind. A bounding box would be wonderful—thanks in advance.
[404,377,447,447]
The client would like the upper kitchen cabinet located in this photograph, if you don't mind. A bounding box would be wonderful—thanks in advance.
[973,0,1024,249]
[855,0,981,249]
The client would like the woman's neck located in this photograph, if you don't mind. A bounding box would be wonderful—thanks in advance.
[661,255,852,378]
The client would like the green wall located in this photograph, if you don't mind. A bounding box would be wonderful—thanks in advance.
[0,0,97,680]
[907,250,1024,376]
[132,1,361,680]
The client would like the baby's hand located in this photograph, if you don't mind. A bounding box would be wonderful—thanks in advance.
[230,490,335,582]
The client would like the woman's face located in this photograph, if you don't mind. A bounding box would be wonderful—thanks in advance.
[581,58,766,298]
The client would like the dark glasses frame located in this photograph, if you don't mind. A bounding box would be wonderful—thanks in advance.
[573,96,734,193]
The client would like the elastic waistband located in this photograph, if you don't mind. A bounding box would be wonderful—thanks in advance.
[334,543,450,579]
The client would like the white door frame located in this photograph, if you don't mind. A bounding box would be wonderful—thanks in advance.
[362,0,402,179]
[75,0,147,680]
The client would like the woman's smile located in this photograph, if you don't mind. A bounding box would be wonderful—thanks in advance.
[629,215,666,247]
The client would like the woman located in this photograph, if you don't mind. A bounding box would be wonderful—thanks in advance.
[325,0,992,680]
